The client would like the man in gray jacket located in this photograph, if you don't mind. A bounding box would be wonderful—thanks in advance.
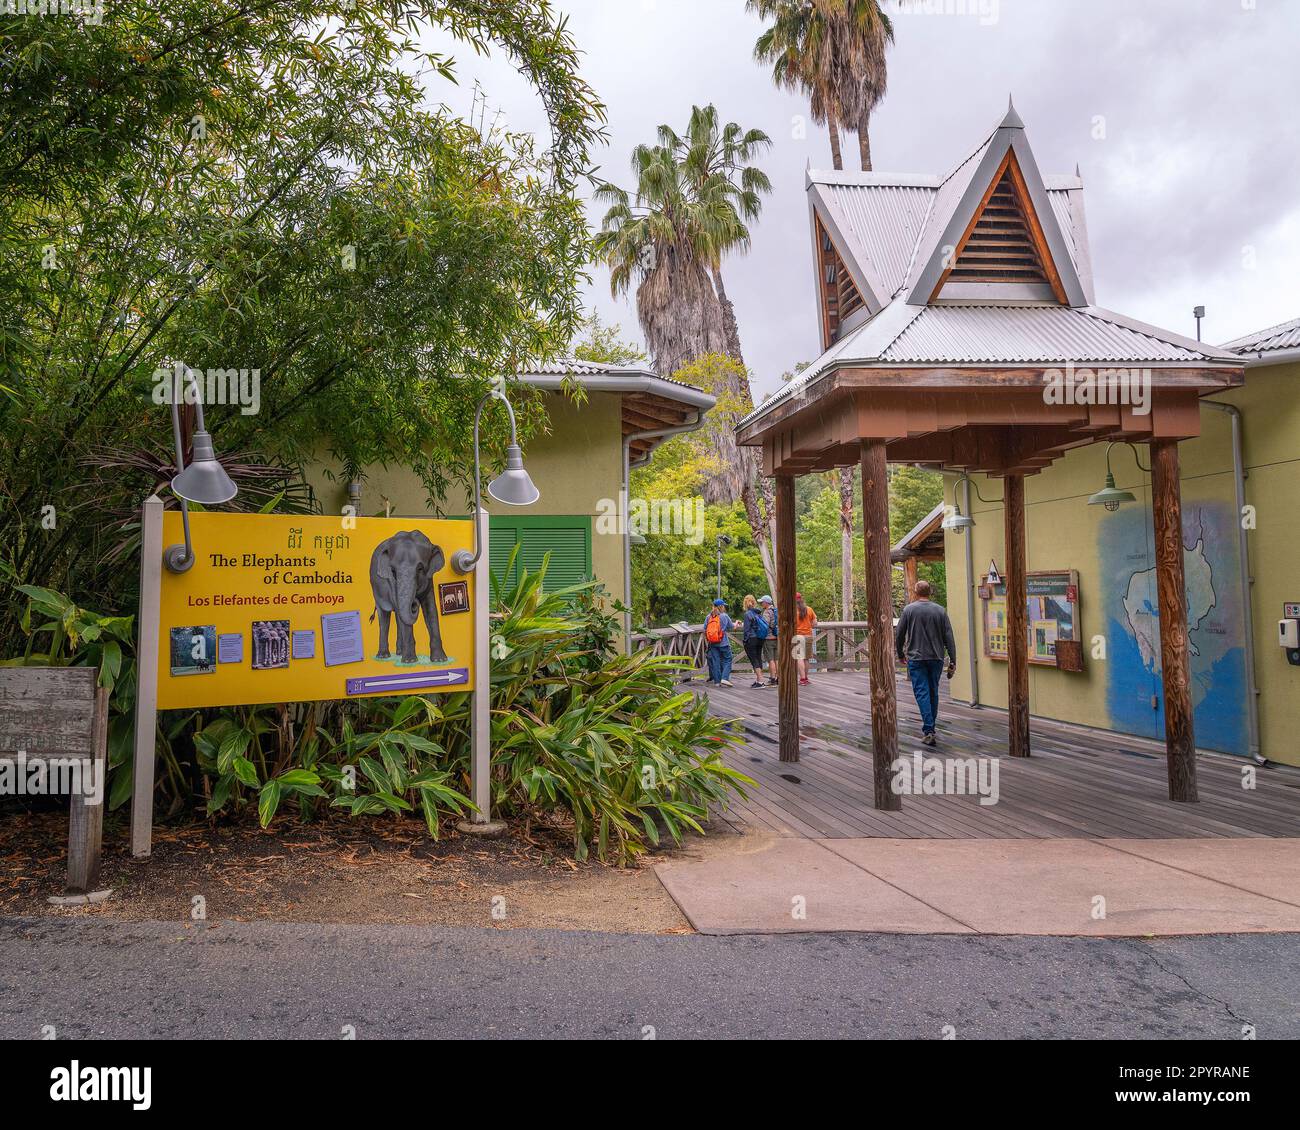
[894,580,957,746]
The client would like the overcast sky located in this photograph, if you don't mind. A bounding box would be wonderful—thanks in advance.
[426,0,1300,401]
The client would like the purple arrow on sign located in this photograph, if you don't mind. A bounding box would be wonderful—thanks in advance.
[345,668,469,696]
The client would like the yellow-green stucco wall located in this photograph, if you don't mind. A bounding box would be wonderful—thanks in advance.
[943,359,1300,768]
[303,391,627,604]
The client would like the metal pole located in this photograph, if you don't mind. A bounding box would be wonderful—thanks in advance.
[962,475,981,707]
[1204,400,1261,761]
[131,494,164,858]
[469,505,495,824]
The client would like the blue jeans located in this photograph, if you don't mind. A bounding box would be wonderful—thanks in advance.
[706,644,733,683]
[907,659,944,734]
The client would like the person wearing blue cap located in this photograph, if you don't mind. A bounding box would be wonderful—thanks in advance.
[703,597,734,687]
[740,594,770,688]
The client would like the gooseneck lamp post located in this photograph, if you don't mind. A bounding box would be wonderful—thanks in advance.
[1088,441,1147,512]
[941,473,1002,532]
[163,365,238,573]
[453,385,537,840]
[452,388,539,575]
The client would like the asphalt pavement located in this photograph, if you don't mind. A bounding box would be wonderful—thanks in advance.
[2,916,1296,1039]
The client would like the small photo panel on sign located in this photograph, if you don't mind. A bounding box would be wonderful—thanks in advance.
[251,620,291,670]
[170,625,217,676]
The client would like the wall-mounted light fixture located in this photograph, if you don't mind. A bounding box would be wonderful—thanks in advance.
[1087,442,1148,513]
[942,473,1001,532]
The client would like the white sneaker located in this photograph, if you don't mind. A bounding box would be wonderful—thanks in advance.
[720,679,734,687]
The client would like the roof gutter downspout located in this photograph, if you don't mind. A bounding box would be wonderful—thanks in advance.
[1203,399,1262,761]
[962,474,980,708]
[622,411,706,653]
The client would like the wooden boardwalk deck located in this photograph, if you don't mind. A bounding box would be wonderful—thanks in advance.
[698,671,1300,839]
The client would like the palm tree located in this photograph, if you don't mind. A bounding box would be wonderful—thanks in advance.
[595,107,779,593]
[750,0,894,629]
[595,143,731,379]
[660,105,772,368]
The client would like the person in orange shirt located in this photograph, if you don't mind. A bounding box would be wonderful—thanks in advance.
[793,591,817,685]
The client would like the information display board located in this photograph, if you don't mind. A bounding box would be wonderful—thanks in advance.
[982,569,1080,668]
[156,513,475,708]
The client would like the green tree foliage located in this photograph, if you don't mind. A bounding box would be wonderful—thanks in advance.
[570,312,647,367]
[796,478,861,619]
[0,1,606,649]
[889,465,946,607]
[627,372,765,627]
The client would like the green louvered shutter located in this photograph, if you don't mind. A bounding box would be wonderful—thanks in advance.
[519,524,590,592]
[488,523,519,595]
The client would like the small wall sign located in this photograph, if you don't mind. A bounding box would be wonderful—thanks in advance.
[1284,602,1300,619]
[439,580,470,616]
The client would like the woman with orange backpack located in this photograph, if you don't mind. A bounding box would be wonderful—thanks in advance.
[703,598,734,687]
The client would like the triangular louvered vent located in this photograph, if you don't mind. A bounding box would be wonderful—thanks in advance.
[948,166,1050,285]
[816,219,865,344]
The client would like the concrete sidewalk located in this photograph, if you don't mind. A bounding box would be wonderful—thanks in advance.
[655,834,1300,936]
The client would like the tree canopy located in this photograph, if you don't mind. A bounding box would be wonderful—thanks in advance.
[0,1,606,644]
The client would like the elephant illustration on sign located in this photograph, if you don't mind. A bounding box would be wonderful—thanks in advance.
[368,531,448,665]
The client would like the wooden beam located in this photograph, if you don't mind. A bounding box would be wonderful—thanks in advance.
[775,475,799,763]
[904,556,919,602]
[621,403,687,432]
[736,366,1245,445]
[861,439,900,809]
[1004,473,1030,758]
[1150,439,1199,802]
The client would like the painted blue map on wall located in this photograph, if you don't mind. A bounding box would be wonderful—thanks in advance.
[1100,501,1247,755]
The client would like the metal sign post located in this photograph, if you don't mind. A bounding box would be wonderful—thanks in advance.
[461,506,505,835]
[131,495,163,858]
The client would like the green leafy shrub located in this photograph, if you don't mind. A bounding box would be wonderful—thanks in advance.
[487,550,751,861]
[5,553,749,864]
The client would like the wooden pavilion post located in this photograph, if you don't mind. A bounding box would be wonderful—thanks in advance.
[904,556,919,602]
[861,440,900,809]
[1004,473,1031,758]
[1150,438,1199,802]
[775,474,800,763]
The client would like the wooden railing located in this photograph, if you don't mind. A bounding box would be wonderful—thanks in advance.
[630,621,876,673]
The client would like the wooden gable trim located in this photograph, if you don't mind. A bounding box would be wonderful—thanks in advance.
[930,150,1069,304]
[814,214,866,348]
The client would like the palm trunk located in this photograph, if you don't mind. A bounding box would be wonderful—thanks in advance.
[743,471,778,598]
[828,117,843,171]
[762,475,777,562]
[857,109,873,172]
[711,265,746,376]
[709,265,776,598]
[839,465,855,652]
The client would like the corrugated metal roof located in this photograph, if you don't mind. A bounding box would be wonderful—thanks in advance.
[902,135,991,294]
[825,183,933,299]
[517,357,705,393]
[881,305,1211,364]
[739,300,1237,429]
[813,179,1084,302]
[1221,317,1300,355]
